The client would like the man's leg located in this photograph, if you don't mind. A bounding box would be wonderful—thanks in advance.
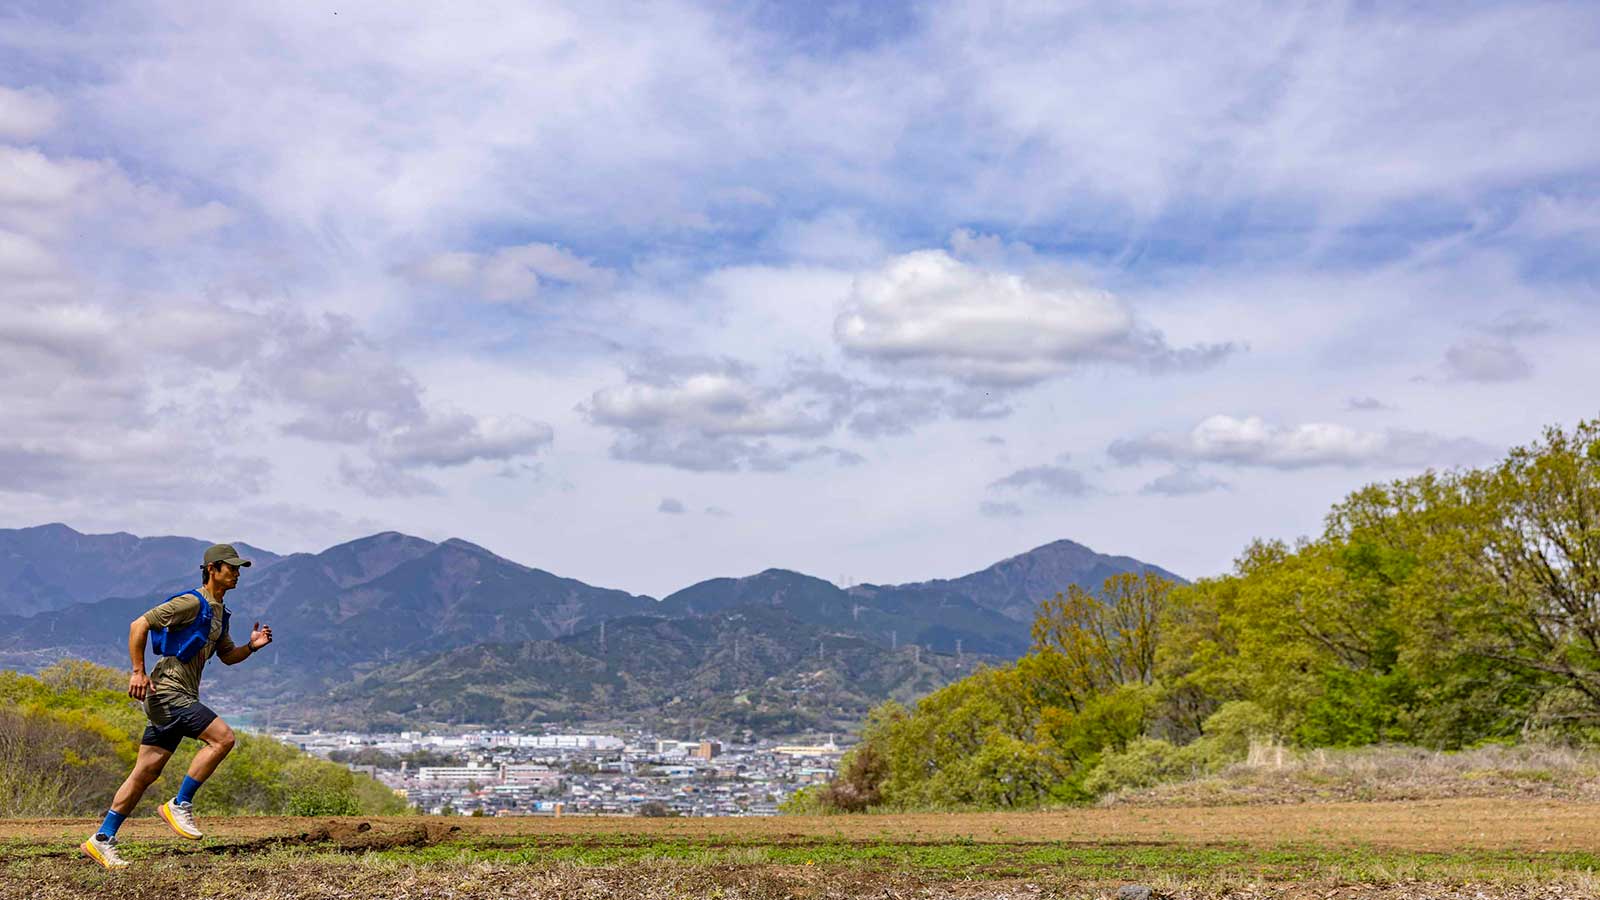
[186,716,236,782]
[84,743,172,868]
[159,716,234,840]
[111,743,174,815]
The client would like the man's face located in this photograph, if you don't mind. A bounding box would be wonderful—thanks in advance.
[214,562,240,590]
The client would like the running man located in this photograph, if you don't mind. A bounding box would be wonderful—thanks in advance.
[82,543,273,869]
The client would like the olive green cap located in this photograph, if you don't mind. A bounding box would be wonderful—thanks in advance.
[203,543,252,567]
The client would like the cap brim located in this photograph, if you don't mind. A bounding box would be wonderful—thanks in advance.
[223,557,252,567]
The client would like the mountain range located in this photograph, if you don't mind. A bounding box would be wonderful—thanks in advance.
[0,523,1183,734]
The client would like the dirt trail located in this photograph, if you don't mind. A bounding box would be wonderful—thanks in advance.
[4,798,1599,852]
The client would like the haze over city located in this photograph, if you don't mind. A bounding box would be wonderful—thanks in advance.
[3,2,1597,596]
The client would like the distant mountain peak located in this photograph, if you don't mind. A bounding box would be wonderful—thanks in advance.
[890,537,1186,622]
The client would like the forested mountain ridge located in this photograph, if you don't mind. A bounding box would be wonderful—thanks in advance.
[0,526,1180,732]
[0,523,280,617]
[310,606,980,736]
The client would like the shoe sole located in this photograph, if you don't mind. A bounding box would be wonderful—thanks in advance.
[159,802,203,840]
[81,839,127,869]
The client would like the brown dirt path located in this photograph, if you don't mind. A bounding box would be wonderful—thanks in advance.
[3,798,1598,851]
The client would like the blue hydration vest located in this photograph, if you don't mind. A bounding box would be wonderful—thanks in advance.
[149,590,230,663]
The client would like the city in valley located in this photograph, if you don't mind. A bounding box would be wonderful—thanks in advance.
[272,728,844,817]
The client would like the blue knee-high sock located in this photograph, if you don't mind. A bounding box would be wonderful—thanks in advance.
[175,775,203,806]
[96,809,126,838]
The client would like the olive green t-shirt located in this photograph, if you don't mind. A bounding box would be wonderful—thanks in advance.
[142,587,236,724]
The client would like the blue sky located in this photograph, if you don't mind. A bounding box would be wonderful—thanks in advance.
[1,1,1596,595]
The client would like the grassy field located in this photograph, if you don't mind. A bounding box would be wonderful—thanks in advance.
[4,800,1600,899]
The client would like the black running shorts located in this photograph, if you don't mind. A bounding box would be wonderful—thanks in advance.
[140,701,219,752]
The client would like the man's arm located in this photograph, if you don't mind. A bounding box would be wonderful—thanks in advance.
[218,621,272,665]
[128,618,152,700]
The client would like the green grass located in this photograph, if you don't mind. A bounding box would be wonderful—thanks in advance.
[7,832,1600,889]
[337,836,1600,884]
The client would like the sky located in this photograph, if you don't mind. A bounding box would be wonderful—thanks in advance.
[1,1,1597,597]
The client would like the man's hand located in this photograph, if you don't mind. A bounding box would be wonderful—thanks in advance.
[249,622,273,651]
[128,671,151,701]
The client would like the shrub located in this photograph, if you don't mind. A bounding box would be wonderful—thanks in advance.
[1083,738,1184,795]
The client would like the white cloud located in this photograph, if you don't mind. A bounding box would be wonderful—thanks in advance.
[1444,338,1533,383]
[1141,468,1231,497]
[0,229,60,287]
[381,413,554,469]
[588,363,838,440]
[0,145,232,246]
[256,313,426,444]
[585,359,850,471]
[583,354,1012,470]
[658,497,685,515]
[835,249,1233,386]
[407,242,614,303]
[1109,415,1491,470]
[0,145,99,209]
[0,86,59,140]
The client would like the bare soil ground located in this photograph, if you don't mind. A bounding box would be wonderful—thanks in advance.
[4,800,1599,899]
[6,798,1599,849]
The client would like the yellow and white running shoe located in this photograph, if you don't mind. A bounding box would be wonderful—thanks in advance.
[82,834,129,869]
[159,799,203,840]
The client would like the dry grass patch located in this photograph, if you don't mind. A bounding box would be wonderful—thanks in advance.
[1101,743,1600,807]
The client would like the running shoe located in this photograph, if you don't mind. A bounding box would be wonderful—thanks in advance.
[81,834,129,869]
[159,799,203,840]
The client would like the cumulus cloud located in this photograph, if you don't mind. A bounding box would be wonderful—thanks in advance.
[381,413,554,468]
[0,229,58,282]
[988,461,1091,496]
[588,361,839,440]
[584,354,1011,471]
[586,357,943,471]
[658,497,686,514]
[0,294,272,503]
[0,145,232,247]
[239,312,555,485]
[0,86,59,140]
[1443,338,1533,383]
[0,292,552,505]
[1141,468,1231,496]
[406,242,614,302]
[1109,415,1491,470]
[0,432,269,499]
[835,250,1234,386]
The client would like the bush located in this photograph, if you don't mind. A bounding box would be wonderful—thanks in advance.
[284,758,363,816]
[287,786,362,816]
[1083,738,1184,795]
[778,784,828,815]
[0,661,407,816]
[0,705,133,816]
